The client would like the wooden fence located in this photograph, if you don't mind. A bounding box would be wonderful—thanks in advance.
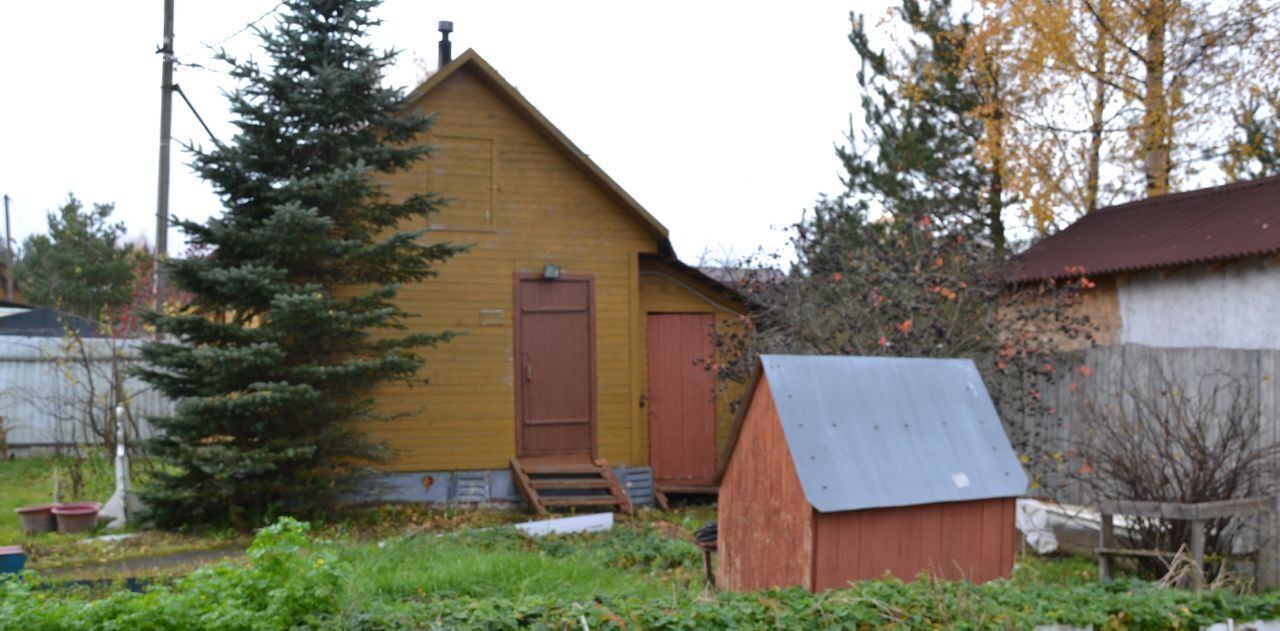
[1003,344,1280,504]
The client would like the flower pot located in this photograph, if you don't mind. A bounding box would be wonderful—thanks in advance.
[51,503,102,534]
[15,504,57,535]
[0,546,25,574]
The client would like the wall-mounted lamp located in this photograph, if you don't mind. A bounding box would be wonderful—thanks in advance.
[542,263,561,280]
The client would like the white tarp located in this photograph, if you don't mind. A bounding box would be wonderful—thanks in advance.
[1017,498,1059,554]
[515,512,614,537]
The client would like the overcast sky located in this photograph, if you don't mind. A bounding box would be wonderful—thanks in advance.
[0,1,890,264]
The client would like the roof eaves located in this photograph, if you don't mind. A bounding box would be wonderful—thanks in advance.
[1012,240,1280,283]
[639,251,750,311]
[1091,172,1280,216]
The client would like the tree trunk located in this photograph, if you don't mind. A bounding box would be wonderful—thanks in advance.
[989,158,1006,257]
[987,68,1007,257]
[1142,0,1170,196]
[1086,5,1108,212]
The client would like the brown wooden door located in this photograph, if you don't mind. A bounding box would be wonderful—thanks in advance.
[647,313,716,484]
[515,274,596,457]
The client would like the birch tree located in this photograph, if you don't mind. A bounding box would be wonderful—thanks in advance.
[972,0,1280,228]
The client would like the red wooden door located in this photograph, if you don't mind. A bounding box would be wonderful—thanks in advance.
[515,275,596,457]
[647,313,716,484]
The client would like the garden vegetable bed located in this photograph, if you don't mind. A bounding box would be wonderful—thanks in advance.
[4,514,1280,630]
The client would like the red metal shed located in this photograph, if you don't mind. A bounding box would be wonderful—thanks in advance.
[717,355,1028,592]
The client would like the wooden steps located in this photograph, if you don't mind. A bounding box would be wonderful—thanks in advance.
[521,463,603,475]
[530,479,613,490]
[541,496,625,507]
[511,457,634,516]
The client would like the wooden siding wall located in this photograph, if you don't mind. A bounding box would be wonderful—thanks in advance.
[1010,277,1120,352]
[811,498,1016,589]
[717,376,814,592]
[638,271,743,451]
[373,65,660,471]
[1073,277,1121,349]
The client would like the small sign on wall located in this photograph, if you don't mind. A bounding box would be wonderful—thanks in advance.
[479,309,505,326]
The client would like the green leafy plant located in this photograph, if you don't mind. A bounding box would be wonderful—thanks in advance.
[0,517,344,631]
[8,518,1280,630]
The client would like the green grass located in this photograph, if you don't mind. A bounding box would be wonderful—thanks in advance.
[1011,553,1101,586]
[339,518,707,606]
[0,455,244,572]
[340,533,690,604]
[0,455,113,543]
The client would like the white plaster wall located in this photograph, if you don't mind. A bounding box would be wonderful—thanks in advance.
[1119,260,1280,350]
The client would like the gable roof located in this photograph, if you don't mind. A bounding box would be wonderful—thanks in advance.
[1011,174,1280,282]
[728,355,1027,513]
[406,49,669,242]
[0,308,101,337]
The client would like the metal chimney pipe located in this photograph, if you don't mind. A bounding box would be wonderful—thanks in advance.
[438,21,453,68]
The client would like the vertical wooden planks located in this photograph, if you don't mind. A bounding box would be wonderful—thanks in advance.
[647,314,716,484]
[807,498,1016,590]
[638,269,746,463]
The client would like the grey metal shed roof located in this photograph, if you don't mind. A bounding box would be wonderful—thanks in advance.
[759,355,1028,513]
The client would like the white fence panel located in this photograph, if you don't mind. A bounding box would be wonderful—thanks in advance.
[0,336,170,448]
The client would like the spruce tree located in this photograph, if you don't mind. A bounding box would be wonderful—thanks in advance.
[137,0,460,528]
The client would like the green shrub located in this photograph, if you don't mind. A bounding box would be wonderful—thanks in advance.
[0,517,343,630]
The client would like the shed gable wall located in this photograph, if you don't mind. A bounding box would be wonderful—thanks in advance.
[717,376,814,591]
[371,64,661,470]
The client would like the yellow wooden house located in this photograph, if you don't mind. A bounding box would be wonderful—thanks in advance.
[364,47,744,511]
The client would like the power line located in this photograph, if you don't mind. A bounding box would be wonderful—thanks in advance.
[199,1,284,53]
[163,4,282,160]
[176,60,231,76]
[174,2,290,81]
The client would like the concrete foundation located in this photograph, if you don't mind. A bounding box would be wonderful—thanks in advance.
[341,465,655,509]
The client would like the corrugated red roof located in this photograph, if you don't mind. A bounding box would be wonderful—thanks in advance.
[1010,174,1280,281]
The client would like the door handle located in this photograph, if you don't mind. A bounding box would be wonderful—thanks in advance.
[525,363,533,382]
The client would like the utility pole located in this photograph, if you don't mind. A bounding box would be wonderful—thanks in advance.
[2,194,12,301]
[154,0,175,310]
